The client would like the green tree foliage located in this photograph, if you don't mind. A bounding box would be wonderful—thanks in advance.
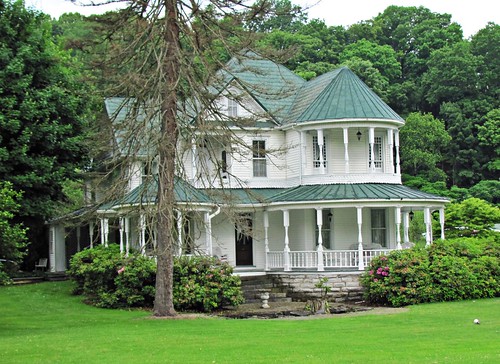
[469,180,500,205]
[400,112,450,182]
[245,0,307,33]
[0,1,95,261]
[0,182,27,283]
[445,198,500,238]
[477,109,500,177]
[470,23,500,100]
[339,39,400,82]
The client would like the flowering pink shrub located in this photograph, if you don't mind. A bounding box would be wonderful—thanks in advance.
[360,237,499,307]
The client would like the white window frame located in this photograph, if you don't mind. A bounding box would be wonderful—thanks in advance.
[371,209,387,247]
[228,98,238,117]
[313,135,327,168]
[252,140,267,177]
[369,136,383,170]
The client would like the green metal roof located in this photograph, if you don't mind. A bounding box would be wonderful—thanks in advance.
[102,176,212,210]
[101,181,447,211]
[104,97,158,157]
[221,52,306,123]
[289,67,404,123]
[269,184,447,203]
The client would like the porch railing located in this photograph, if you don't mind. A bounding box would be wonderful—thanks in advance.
[267,249,393,271]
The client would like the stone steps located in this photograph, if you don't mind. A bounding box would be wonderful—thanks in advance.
[240,275,291,303]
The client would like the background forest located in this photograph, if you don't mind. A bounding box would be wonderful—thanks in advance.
[1,0,498,269]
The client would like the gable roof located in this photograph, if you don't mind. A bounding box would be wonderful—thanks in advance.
[104,97,158,158]
[219,52,306,123]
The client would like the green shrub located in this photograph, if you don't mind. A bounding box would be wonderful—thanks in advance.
[110,255,157,308]
[173,256,244,312]
[361,236,499,306]
[360,248,432,307]
[68,247,243,312]
[67,245,122,300]
[0,262,12,285]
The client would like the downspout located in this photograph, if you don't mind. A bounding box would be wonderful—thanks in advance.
[205,205,221,256]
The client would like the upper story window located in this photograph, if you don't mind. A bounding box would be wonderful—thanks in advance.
[369,136,383,170]
[252,140,267,177]
[228,98,238,117]
[313,135,327,168]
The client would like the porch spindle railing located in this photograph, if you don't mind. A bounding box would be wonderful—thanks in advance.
[267,251,284,269]
[266,248,393,270]
[289,251,317,269]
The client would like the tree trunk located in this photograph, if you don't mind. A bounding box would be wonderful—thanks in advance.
[153,0,180,317]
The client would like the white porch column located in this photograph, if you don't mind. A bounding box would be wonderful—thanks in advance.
[317,129,325,175]
[191,137,197,181]
[395,206,402,250]
[119,217,124,253]
[264,211,270,271]
[394,129,401,175]
[316,209,324,272]
[89,221,95,249]
[403,211,410,245]
[357,207,365,270]
[76,226,81,252]
[100,218,109,247]
[300,131,305,183]
[387,129,394,174]
[439,208,445,240]
[369,127,375,173]
[204,212,212,256]
[343,127,349,173]
[283,210,291,271]
[424,207,432,246]
[139,214,146,255]
[124,217,130,257]
[176,210,183,256]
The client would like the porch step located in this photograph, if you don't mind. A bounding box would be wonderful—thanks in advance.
[240,275,291,303]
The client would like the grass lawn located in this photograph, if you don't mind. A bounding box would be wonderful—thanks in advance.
[0,281,498,363]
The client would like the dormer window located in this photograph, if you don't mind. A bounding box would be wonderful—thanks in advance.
[228,99,238,117]
[313,135,327,168]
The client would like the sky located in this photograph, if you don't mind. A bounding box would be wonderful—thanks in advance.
[25,0,499,38]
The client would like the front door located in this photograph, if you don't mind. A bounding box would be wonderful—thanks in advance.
[235,216,253,266]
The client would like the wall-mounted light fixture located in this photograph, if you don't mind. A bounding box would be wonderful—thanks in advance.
[409,210,414,221]
[356,128,362,141]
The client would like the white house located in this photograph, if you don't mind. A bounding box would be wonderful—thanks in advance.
[49,53,448,274]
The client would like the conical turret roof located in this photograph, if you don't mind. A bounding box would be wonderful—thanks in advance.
[288,67,403,124]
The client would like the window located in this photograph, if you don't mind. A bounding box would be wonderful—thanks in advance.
[369,136,383,169]
[221,150,228,178]
[313,135,327,168]
[228,98,238,117]
[252,140,267,177]
[371,209,386,247]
